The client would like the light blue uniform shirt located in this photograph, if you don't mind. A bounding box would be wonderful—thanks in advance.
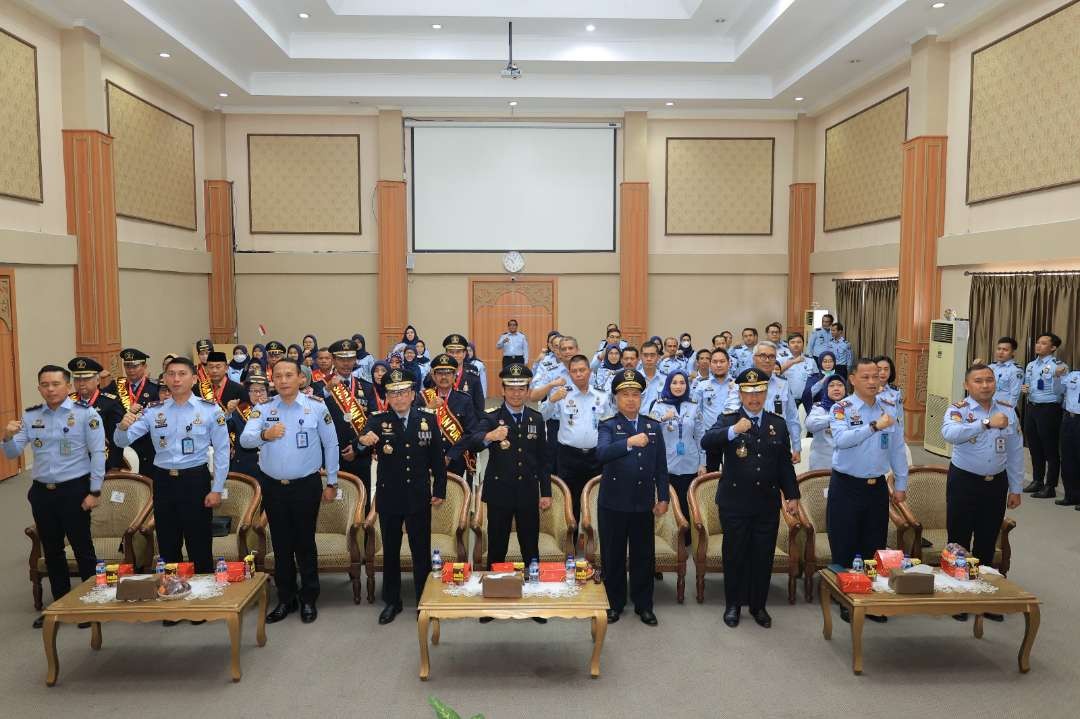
[650,400,703,475]
[658,355,687,376]
[878,385,905,428]
[691,375,740,433]
[540,384,609,449]
[1063,371,1080,414]
[3,397,106,491]
[764,375,801,452]
[1024,355,1069,404]
[532,351,560,378]
[826,337,852,367]
[351,354,375,383]
[496,331,528,359]
[781,354,818,403]
[987,360,1023,408]
[471,358,489,396]
[803,404,835,471]
[940,397,1024,493]
[728,346,754,376]
[115,395,230,493]
[240,393,340,484]
[640,370,667,416]
[808,328,831,358]
[531,362,570,395]
[829,393,909,489]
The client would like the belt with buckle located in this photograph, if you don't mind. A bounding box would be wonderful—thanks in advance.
[168,469,180,477]
[45,483,57,490]
[865,477,878,486]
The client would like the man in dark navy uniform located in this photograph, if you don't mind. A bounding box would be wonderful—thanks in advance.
[104,348,158,472]
[68,357,126,470]
[421,353,484,480]
[313,339,377,501]
[595,369,670,626]
[701,368,800,629]
[423,334,485,417]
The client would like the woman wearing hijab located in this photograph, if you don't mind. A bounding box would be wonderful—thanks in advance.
[402,346,422,377]
[678,333,695,362]
[301,334,318,356]
[873,355,905,428]
[592,344,623,395]
[466,342,488,396]
[228,345,248,383]
[801,351,847,410]
[649,370,704,544]
[249,344,267,374]
[804,375,848,470]
[286,343,312,382]
[415,339,431,364]
[369,360,391,413]
[351,334,374,382]
[400,325,420,348]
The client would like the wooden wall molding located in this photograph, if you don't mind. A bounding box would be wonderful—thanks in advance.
[896,134,947,442]
[63,129,121,371]
[787,182,815,332]
[619,182,649,345]
[206,180,236,344]
[377,180,407,355]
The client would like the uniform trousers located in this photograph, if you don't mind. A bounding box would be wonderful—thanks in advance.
[545,420,560,476]
[151,466,214,573]
[669,473,696,546]
[486,503,540,567]
[29,476,97,601]
[1024,402,1062,488]
[598,506,654,613]
[379,506,431,606]
[260,473,323,604]
[717,506,780,612]
[826,471,889,569]
[557,444,600,527]
[945,465,1007,565]
[1060,413,1080,501]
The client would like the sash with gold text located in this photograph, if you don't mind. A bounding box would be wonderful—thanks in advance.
[423,388,475,470]
[328,380,368,441]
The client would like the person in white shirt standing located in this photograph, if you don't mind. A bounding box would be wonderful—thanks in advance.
[495,319,529,370]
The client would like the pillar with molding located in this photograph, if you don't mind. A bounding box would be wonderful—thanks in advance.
[203,111,236,344]
[787,114,816,334]
[376,109,408,356]
[619,111,649,345]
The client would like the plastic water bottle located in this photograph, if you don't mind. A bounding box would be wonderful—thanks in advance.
[431,549,443,574]
[528,558,540,584]
[955,553,968,577]
[95,560,107,587]
[901,554,913,570]
[155,556,166,576]
[215,556,228,584]
[565,554,576,584]
[852,554,864,574]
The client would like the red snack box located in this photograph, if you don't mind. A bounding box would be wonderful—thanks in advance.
[538,567,565,582]
[873,549,904,577]
[176,562,195,579]
[939,546,970,580]
[117,564,134,578]
[490,562,515,573]
[441,562,472,583]
[837,571,873,594]
[226,561,247,582]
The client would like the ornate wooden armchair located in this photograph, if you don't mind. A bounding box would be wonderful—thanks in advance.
[471,475,576,567]
[362,473,470,603]
[253,470,367,603]
[26,471,153,609]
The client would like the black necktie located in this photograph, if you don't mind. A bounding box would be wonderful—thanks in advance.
[512,413,522,425]
[751,416,759,428]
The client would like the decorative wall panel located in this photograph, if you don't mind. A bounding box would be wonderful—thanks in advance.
[666,138,774,235]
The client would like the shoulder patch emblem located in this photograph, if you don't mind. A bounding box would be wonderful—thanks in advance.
[88,418,100,429]
[216,415,226,425]
[250,409,261,419]
[144,401,164,409]
[323,412,332,425]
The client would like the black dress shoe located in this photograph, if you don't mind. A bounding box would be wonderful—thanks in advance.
[983,612,1005,622]
[1054,497,1078,506]
[189,620,206,626]
[78,622,92,629]
[379,604,402,625]
[839,607,851,623]
[636,609,658,626]
[606,609,620,623]
[32,615,44,629]
[532,617,548,624]
[750,609,772,628]
[300,602,317,624]
[1023,481,1044,494]
[162,620,180,627]
[867,614,888,623]
[953,613,969,621]
[266,599,299,624]
[1033,486,1056,499]
[478,616,494,624]
[723,607,740,627]
[1075,504,1080,511]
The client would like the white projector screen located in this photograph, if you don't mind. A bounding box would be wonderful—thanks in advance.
[410,125,616,252]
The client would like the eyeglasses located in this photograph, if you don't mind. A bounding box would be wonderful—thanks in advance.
[387,389,411,398]
[755,353,777,361]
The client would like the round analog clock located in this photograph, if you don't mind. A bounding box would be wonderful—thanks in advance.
[502,250,525,273]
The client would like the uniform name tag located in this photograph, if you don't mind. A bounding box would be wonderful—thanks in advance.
[995,436,1006,454]
[110,491,125,504]
[296,431,309,449]
[181,437,195,455]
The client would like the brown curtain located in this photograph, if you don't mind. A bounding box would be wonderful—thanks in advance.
[968,273,1079,370]
[834,278,899,360]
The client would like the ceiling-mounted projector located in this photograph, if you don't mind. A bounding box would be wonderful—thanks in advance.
[501,21,521,79]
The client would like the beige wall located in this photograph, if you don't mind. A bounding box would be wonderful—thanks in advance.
[119,268,210,365]
[11,264,76,404]
[0,2,66,236]
[813,66,910,253]
[649,274,787,342]
[647,118,794,255]
[102,55,206,251]
[225,113,379,252]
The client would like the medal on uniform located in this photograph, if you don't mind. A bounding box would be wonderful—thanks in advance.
[159,436,168,448]
[383,443,394,455]
[499,438,511,450]
[33,438,42,448]
[768,424,776,436]
[736,442,748,459]
[66,414,75,427]
[420,419,429,432]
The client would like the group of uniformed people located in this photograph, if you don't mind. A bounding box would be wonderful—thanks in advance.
[8,319,1069,632]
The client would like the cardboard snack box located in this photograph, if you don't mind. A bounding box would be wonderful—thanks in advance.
[116,575,160,601]
[888,571,934,594]
[482,573,523,599]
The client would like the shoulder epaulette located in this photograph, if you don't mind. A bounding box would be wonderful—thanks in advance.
[102,392,118,400]
[307,394,325,403]
[486,406,499,413]
[74,399,90,408]
[144,401,163,409]
[722,409,739,415]
[24,404,42,412]
[952,400,967,408]
[420,407,435,414]
[880,398,895,407]
[196,397,216,405]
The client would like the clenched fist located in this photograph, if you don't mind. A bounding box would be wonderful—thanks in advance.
[627,432,649,448]
[119,411,140,431]
[3,420,22,441]
[732,417,752,435]
[988,412,1009,429]
[550,387,569,402]
[875,413,895,431]
[486,425,509,443]
[263,422,286,441]
[358,431,379,447]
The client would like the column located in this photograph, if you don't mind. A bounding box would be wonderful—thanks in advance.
[787,115,816,333]
[376,110,407,356]
[619,111,649,345]
[205,180,236,344]
[61,28,120,369]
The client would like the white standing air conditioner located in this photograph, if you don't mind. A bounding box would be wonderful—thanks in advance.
[803,309,832,343]
[924,318,970,457]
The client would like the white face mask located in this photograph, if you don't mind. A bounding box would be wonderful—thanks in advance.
[680,340,690,348]
[233,354,247,363]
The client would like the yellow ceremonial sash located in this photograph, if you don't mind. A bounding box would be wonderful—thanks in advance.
[114,377,133,410]
[328,380,368,440]
[423,388,475,470]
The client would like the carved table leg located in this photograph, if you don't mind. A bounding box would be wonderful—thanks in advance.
[43,616,59,687]
[227,614,243,682]
[590,610,607,678]
[1019,604,1040,674]
[418,610,431,680]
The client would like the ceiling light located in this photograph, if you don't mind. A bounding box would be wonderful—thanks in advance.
[508,101,518,106]
[585,24,596,32]
[431,24,442,29]
[931,2,946,8]
[794,96,804,102]
[218,92,229,97]
[158,51,170,58]
[298,12,309,19]
[848,58,861,64]
[665,101,674,106]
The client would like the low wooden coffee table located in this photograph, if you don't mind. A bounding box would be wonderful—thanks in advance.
[817,568,1040,675]
[41,573,269,686]
[416,573,610,680]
